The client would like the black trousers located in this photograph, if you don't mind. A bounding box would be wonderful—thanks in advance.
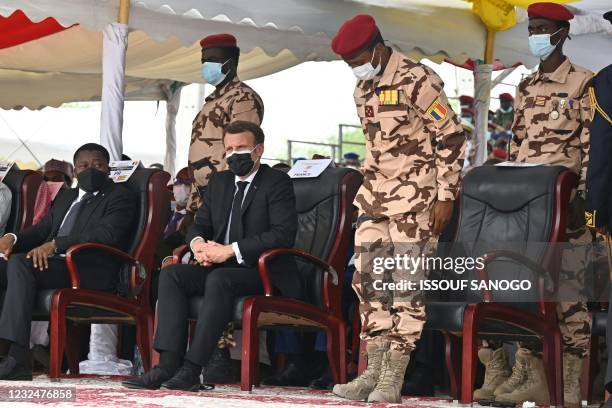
[153,263,263,367]
[0,254,72,347]
[606,289,612,392]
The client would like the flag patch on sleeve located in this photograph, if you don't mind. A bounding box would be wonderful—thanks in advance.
[426,98,448,121]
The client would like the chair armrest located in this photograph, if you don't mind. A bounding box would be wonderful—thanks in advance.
[477,249,550,314]
[65,243,140,289]
[258,248,338,300]
[172,244,189,265]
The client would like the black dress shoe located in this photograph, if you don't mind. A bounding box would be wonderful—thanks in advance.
[0,356,32,381]
[201,347,239,384]
[262,363,309,387]
[161,366,201,391]
[122,366,173,390]
[309,368,333,390]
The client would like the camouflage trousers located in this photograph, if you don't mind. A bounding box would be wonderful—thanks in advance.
[352,211,437,354]
[521,224,593,358]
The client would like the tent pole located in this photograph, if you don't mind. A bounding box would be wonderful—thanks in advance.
[119,0,131,24]
[485,30,495,64]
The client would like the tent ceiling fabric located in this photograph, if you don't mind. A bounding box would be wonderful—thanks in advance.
[0,69,171,110]
[0,0,610,109]
[0,0,504,64]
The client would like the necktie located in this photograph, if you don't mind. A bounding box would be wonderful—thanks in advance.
[56,192,95,237]
[164,211,185,239]
[228,181,249,243]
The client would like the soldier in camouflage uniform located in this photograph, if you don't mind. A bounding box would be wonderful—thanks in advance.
[188,34,264,383]
[473,4,593,407]
[330,15,465,403]
[493,92,515,131]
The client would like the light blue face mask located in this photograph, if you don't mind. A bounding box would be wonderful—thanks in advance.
[201,59,229,86]
[528,28,562,60]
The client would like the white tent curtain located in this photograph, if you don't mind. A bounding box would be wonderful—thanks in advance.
[100,22,129,161]
[162,82,184,176]
[79,324,133,375]
[473,64,493,166]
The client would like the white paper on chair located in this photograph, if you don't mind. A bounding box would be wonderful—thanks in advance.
[288,159,332,178]
[0,161,14,182]
[494,161,542,168]
[109,160,140,183]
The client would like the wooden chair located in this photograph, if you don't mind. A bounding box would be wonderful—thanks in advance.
[30,169,170,378]
[423,165,576,406]
[165,167,362,390]
[3,167,43,233]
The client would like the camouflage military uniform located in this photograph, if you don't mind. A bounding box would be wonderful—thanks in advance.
[352,50,465,353]
[188,77,264,213]
[493,108,514,131]
[511,58,593,357]
[188,77,263,349]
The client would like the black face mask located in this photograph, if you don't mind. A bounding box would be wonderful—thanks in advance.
[77,167,108,192]
[227,148,257,177]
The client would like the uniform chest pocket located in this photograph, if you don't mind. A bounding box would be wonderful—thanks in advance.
[376,105,410,137]
[377,104,409,118]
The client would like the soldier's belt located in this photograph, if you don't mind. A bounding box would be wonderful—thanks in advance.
[189,157,213,170]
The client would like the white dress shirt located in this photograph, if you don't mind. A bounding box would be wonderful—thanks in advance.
[191,166,259,265]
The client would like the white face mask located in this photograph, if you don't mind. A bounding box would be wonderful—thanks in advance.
[528,28,563,61]
[352,48,381,81]
[172,184,190,207]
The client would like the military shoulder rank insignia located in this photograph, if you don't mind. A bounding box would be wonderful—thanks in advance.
[535,96,547,107]
[585,210,596,228]
[378,89,400,106]
[426,98,448,121]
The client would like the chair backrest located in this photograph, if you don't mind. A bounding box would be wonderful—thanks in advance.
[452,165,576,305]
[291,167,362,315]
[119,169,170,304]
[3,168,43,233]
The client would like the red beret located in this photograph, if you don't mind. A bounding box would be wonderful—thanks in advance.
[528,2,574,21]
[331,15,379,59]
[459,95,474,104]
[200,34,237,49]
[461,107,475,116]
[492,147,508,160]
[499,92,514,102]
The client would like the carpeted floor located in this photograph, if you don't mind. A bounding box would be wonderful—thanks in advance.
[0,375,465,407]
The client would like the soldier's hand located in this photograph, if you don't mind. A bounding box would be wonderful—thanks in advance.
[0,235,15,259]
[430,201,454,236]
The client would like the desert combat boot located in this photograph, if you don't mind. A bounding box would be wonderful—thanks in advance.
[332,341,388,400]
[473,348,511,401]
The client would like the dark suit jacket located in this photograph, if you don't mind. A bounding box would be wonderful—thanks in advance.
[14,180,136,291]
[586,65,612,230]
[186,164,300,298]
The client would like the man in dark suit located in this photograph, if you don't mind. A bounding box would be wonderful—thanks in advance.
[586,11,612,406]
[123,121,298,391]
[0,143,136,380]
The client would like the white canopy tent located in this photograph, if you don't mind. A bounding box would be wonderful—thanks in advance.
[1,0,610,165]
[0,0,610,377]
